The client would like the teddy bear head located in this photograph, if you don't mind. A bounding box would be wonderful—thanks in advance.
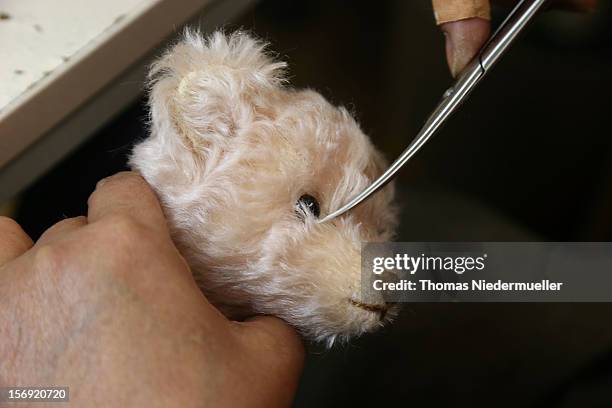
[130,31,398,345]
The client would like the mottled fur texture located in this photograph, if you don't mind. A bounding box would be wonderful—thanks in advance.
[130,30,398,345]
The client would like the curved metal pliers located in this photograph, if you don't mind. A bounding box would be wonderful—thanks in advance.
[319,0,548,223]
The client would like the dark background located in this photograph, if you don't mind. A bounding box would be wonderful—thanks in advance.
[15,1,612,407]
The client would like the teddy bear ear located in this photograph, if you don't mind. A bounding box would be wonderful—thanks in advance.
[147,30,286,150]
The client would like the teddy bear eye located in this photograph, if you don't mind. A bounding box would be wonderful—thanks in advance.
[296,194,320,218]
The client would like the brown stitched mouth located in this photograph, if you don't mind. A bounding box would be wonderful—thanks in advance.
[349,299,389,320]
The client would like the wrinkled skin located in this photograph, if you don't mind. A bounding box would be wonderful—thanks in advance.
[0,172,303,407]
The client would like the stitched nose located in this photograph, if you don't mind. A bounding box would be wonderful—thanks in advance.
[349,299,389,320]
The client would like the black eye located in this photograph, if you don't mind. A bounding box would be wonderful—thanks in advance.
[296,194,320,218]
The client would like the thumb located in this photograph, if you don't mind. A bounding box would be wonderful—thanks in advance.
[441,18,491,77]
[239,315,305,364]
[432,0,491,77]
[233,316,305,406]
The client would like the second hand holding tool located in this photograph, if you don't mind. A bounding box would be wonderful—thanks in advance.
[319,0,548,223]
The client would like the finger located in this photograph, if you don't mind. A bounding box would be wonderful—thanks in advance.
[87,172,167,232]
[432,0,491,77]
[37,216,87,246]
[432,0,490,25]
[237,315,305,372]
[235,316,304,405]
[441,18,491,77]
[0,216,33,266]
[435,0,595,77]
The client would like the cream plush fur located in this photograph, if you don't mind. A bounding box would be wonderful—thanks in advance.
[130,30,398,345]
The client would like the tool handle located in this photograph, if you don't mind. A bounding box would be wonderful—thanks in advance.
[479,0,548,70]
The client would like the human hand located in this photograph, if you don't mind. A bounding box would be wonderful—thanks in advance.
[0,172,304,407]
[432,0,598,77]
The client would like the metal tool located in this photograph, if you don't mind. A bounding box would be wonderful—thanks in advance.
[319,0,548,224]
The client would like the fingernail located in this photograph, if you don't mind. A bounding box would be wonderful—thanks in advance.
[441,18,491,78]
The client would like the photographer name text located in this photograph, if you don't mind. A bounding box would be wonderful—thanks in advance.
[371,254,563,292]
[373,279,563,292]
